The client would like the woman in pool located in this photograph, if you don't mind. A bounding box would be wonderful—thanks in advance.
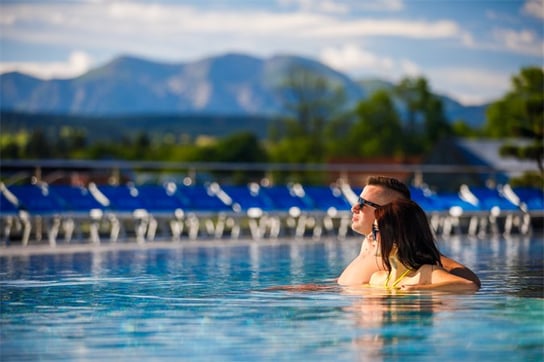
[369,199,479,292]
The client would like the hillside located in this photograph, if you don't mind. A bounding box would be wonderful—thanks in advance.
[0,111,272,142]
[0,54,363,116]
[0,53,488,127]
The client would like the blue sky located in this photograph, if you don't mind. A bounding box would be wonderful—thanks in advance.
[0,0,542,105]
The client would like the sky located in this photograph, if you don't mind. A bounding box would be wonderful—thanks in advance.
[0,0,542,105]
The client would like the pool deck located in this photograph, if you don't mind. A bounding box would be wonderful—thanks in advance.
[0,236,356,256]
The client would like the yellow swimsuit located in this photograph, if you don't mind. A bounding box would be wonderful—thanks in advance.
[384,269,412,289]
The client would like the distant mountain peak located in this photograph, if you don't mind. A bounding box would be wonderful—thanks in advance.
[110,54,173,66]
[1,71,41,81]
[0,52,488,126]
[207,52,262,62]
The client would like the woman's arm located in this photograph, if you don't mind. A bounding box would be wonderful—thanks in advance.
[338,240,383,286]
[440,254,481,288]
[400,267,479,292]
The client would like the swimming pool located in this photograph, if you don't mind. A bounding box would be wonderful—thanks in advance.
[1,235,543,361]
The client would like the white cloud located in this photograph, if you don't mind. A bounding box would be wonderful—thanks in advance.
[493,28,543,56]
[319,43,420,80]
[522,0,544,19]
[320,44,393,73]
[0,11,16,26]
[316,42,528,104]
[307,19,462,38]
[366,0,405,11]
[0,2,470,80]
[0,2,455,42]
[0,0,536,105]
[458,31,476,48]
[0,51,93,79]
[427,67,511,105]
[277,0,404,13]
[398,59,421,77]
[0,3,328,56]
[277,0,350,14]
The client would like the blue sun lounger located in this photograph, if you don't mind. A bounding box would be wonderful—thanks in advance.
[295,184,353,238]
[459,184,526,235]
[47,185,106,244]
[174,182,237,240]
[3,183,67,246]
[0,185,21,245]
[135,183,188,241]
[219,183,275,239]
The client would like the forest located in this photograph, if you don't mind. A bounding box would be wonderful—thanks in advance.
[1,66,542,187]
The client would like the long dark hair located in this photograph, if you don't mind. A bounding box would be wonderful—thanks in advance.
[375,199,442,271]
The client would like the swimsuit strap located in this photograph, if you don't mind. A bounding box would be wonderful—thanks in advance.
[384,268,412,289]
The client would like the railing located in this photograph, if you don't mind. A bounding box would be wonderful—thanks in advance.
[0,158,511,173]
[0,158,516,189]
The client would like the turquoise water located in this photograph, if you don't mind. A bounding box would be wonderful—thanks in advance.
[1,235,543,361]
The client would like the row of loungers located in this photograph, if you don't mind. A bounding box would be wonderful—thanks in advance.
[0,181,542,246]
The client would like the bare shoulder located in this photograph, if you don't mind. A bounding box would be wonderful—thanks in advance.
[440,255,481,288]
[431,265,475,284]
[401,265,479,292]
[369,270,387,286]
[440,255,462,270]
[338,251,383,286]
[430,265,452,278]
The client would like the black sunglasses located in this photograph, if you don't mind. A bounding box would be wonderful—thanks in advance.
[356,196,382,209]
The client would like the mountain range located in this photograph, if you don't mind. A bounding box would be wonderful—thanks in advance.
[0,53,488,127]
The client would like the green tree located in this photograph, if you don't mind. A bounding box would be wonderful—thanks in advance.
[485,67,544,186]
[58,126,88,158]
[268,65,348,183]
[192,132,268,184]
[323,114,355,157]
[280,65,346,137]
[25,128,52,158]
[348,90,403,157]
[424,97,451,143]
[85,141,121,160]
[214,132,267,164]
[1,142,21,159]
[132,132,151,160]
[451,120,482,137]
[395,77,428,135]
[394,76,451,154]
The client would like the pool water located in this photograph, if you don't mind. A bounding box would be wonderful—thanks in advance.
[1,235,543,362]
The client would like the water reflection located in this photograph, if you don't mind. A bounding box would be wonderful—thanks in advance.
[340,287,452,362]
[0,235,542,361]
[1,235,542,297]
